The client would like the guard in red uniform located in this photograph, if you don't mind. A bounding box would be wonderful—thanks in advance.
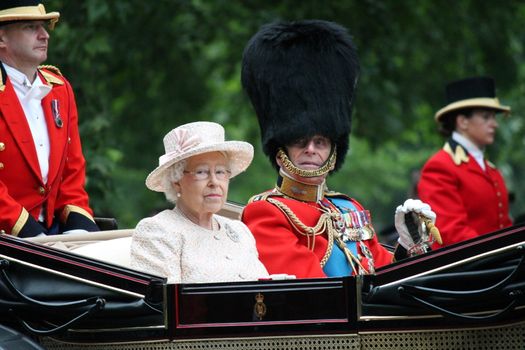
[418,77,513,248]
[0,1,99,237]
[240,20,439,279]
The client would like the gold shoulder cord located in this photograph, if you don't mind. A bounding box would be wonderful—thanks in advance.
[267,197,335,267]
[267,197,371,274]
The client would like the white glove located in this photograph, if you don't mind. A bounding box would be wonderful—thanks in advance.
[269,274,296,280]
[62,229,89,235]
[395,199,437,254]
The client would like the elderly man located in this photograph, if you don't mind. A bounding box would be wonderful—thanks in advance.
[0,1,99,237]
[241,20,439,278]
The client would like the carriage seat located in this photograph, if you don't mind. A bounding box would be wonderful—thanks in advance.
[26,202,246,269]
[26,229,134,268]
[71,235,133,267]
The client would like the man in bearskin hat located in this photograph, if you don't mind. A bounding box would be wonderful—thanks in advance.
[417,77,512,248]
[0,1,100,237]
[241,19,440,278]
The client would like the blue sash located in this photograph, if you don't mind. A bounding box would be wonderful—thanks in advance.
[322,198,359,277]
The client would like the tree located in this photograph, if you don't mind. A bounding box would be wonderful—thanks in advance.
[46,0,525,234]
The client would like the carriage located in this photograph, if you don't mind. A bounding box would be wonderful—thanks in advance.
[0,203,524,350]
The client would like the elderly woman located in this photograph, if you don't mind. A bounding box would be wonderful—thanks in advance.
[130,121,269,283]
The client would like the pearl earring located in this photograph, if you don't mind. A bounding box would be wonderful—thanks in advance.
[176,192,181,198]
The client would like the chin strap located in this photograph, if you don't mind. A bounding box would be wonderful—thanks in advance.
[276,146,337,178]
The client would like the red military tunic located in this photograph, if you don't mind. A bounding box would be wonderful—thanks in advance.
[0,65,96,236]
[242,192,393,279]
[417,139,512,248]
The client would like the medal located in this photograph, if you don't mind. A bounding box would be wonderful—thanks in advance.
[51,99,63,128]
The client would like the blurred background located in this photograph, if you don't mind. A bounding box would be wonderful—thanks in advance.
[46,0,525,241]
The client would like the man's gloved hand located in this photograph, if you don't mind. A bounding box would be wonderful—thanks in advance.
[395,198,439,256]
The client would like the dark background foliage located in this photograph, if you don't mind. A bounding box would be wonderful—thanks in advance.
[45,0,525,239]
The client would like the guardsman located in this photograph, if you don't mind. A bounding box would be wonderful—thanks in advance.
[418,77,513,247]
[0,1,99,237]
[241,20,439,278]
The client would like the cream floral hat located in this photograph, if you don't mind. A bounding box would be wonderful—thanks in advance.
[145,121,254,192]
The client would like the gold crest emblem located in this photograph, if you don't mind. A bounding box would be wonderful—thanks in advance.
[254,293,267,320]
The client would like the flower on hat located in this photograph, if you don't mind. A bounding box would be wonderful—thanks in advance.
[159,129,202,165]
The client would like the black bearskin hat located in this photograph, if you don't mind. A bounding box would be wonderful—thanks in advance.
[241,19,359,172]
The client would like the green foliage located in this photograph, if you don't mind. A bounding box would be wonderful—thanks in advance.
[45,0,525,232]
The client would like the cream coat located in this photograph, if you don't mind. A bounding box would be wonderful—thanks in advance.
[130,209,269,283]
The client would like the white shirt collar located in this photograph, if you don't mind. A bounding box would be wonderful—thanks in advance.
[3,63,51,101]
[3,63,33,88]
[452,131,485,170]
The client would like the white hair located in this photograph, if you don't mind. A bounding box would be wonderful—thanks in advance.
[162,159,187,203]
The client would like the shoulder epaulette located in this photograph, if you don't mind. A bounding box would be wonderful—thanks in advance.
[39,64,62,76]
[443,141,469,166]
[325,191,352,201]
[247,190,283,204]
[38,65,65,86]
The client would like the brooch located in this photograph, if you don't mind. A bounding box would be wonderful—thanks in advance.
[224,223,240,242]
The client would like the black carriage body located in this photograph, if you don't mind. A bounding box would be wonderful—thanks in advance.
[0,235,167,343]
[361,224,525,331]
[0,224,524,348]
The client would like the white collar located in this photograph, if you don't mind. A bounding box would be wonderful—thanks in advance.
[3,63,51,101]
[3,63,33,88]
[452,131,485,170]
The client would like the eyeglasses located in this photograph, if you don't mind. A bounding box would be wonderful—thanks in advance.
[183,167,232,181]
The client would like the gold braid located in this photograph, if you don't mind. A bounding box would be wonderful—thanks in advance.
[419,214,443,245]
[267,197,335,267]
[267,197,371,273]
[333,237,368,275]
[277,148,336,178]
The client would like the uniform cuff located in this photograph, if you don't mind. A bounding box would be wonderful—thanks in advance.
[61,212,99,232]
[17,215,48,238]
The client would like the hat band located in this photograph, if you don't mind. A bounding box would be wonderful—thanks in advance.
[435,97,511,121]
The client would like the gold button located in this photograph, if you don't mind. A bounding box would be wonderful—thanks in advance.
[0,142,4,151]
[0,163,3,170]
[38,186,45,195]
[0,230,5,234]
